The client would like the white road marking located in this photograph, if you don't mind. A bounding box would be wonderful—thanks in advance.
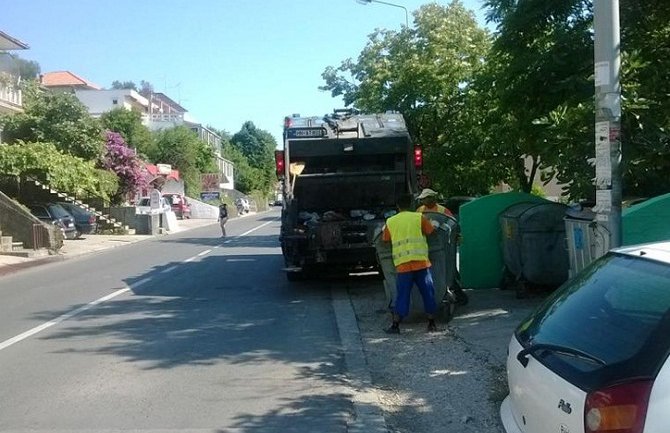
[238,220,274,237]
[0,217,280,352]
[161,266,178,273]
[0,287,131,352]
[135,277,151,286]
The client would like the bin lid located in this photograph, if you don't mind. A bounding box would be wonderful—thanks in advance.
[565,205,595,221]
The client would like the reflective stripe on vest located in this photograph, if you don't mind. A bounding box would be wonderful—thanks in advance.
[386,211,429,267]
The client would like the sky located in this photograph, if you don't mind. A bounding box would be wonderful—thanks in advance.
[2,0,489,144]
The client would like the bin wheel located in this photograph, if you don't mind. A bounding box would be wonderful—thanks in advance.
[453,287,469,306]
[500,267,515,290]
[515,280,529,299]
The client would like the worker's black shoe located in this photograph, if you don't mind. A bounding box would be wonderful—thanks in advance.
[385,323,400,334]
[427,320,438,333]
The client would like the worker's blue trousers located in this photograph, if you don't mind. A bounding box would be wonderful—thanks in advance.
[394,267,437,319]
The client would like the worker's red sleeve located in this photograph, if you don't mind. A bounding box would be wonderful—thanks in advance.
[382,225,391,242]
[421,216,435,235]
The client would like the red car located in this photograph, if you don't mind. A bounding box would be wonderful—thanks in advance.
[163,193,191,219]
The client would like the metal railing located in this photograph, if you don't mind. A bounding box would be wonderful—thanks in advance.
[0,82,22,108]
[32,223,48,250]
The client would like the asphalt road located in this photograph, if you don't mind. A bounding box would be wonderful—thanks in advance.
[0,211,355,433]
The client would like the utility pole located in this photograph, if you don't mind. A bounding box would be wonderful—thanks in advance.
[593,0,623,248]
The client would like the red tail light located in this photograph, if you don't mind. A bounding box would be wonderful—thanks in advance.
[275,150,285,176]
[585,380,653,433]
[88,215,96,224]
[414,145,423,168]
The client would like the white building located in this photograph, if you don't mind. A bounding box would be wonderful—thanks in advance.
[52,80,235,191]
[0,30,29,115]
[74,88,149,117]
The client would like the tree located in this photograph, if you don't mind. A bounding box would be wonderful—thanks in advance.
[480,0,594,197]
[481,0,670,199]
[0,82,104,160]
[230,121,277,194]
[0,141,118,201]
[152,126,216,195]
[101,132,148,204]
[100,108,156,158]
[0,53,40,81]
[321,1,495,196]
[110,80,137,90]
[221,140,263,194]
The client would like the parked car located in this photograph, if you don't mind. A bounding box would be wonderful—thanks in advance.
[136,197,171,215]
[58,202,98,235]
[501,241,670,433]
[162,193,191,219]
[29,203,78,239]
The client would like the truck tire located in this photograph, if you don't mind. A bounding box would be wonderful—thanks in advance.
[286,271,304,282]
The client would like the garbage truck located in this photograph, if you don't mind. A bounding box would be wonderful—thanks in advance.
[276,109,421,281]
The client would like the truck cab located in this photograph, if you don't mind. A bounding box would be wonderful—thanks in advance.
[276,110,420,280]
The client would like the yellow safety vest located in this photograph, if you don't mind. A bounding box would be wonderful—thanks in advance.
[417,204,448,215]
[386,211,429,267]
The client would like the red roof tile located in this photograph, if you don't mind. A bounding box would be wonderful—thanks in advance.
[40,71,101,90]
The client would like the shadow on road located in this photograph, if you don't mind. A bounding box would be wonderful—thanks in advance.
[157,234,279,249]
[29,232,382,431]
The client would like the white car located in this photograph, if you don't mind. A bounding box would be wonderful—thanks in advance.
[136,197,171,215]
[501,241,670,433]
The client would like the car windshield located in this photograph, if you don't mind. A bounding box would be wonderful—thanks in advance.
[47,204,71,219]
[59,204,85,216]
[138,199,150,206]
[516,253,670,391]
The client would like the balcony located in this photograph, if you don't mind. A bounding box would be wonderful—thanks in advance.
[0,80,22,113]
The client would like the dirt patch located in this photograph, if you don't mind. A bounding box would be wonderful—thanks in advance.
[348,285,545,433]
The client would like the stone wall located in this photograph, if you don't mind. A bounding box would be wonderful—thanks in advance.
[0,190,62,251]
[187,197,219,219]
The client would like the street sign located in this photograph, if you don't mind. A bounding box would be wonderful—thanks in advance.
[200,191,220,201]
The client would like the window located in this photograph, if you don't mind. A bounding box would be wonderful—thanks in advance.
[517,253,670,390]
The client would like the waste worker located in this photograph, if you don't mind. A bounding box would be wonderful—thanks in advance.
[416,188,454,217]
[218,203,228,237]
[382,193,438,334]
[416,188,468,306]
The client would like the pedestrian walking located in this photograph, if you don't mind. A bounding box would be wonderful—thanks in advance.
[382,193,438,334]
[416,188,454,217]
[218,203,228,237]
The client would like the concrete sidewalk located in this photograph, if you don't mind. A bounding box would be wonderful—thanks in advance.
[0,217,218,277]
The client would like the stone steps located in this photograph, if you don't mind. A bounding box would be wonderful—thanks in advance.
[30,179,132,233]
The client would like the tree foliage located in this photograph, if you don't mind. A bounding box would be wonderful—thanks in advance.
[0,82,104,160]
[111,80,137,90]
[100,108,156,158]
[0,141,118,200]
[102,132,148,204]
[321,1,495,196]
[151,126,217,196]
[482,0,670,199]
[230,121,277,194]
[0,53,41,81]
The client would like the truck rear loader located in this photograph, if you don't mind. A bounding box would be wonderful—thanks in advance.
[275,109,421,281]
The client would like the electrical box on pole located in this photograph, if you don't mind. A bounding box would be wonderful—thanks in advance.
[593,0,623,249]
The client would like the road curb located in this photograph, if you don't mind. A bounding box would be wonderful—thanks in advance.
[332,290,389,433]
[0,255,66,277]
